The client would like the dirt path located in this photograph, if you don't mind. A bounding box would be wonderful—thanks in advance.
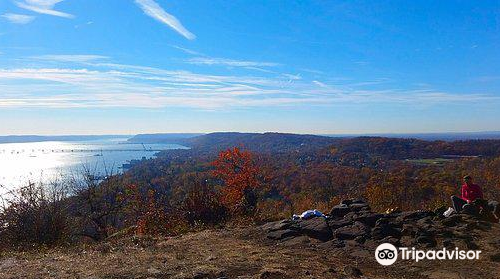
[1,226,500,278]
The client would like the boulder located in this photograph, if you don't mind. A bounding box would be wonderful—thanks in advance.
[397,210,433,222]
[371,220,402,240]
[341,199,354,206]
[264,198,498,251]
[327,218,353,230]
[297,217,332,241]
[334,221,369,240]
[354,212,384,227]
[261,219,297,232]
[349,203,371,212]
[267,229,301,240]
[329,204,351,218]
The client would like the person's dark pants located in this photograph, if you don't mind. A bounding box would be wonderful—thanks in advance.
[451,195,467,212]
[474,199,499,221]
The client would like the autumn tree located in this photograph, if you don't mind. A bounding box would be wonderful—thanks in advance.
[211,147,261,214]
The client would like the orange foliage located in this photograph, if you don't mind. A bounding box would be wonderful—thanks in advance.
[211,147,261,213]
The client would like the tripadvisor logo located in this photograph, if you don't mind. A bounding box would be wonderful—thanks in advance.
[375,243,481,266]
[375,243,398,265]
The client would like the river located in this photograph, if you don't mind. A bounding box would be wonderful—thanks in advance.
[0,138,187,191]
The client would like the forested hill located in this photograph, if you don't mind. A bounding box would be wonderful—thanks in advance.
[181,132,340,153]
[332,137,500,160]
[153,132,500,160]
[126,133,203,144]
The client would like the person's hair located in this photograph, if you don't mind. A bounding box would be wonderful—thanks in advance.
[463,175,472,180]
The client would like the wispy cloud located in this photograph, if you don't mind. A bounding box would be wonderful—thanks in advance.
[74,21,93,29]
[170,45,202,56]
[0,56,497,110]
[2,13,35,24]
[313,80,329,88]
[15,0,74,19]
[135,0,195,40]
[32,54,109,63]
[187,57,280,67]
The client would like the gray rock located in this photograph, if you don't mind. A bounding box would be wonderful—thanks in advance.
[327,218,353,229]
[349,203,370,212]
[297,217,332,241]
[334,221,369,240]
[267,229,301,240]
[372,222,402,240]
[261,219,297,232]
[341,199,354,206]
[397,210,433,221]
[329,204,351,218]
[354,212,383,227]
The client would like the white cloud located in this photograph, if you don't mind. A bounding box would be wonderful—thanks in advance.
[135,0,195,40]
[187,57,280,67]
[15,0,74,19]
[313,80,328,88]
[2,13,35,24]
[171,45,202,56]
[0,57,497,110]
[32,54,109,63]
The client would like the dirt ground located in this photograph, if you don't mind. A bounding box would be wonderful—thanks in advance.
[1,224,500,279]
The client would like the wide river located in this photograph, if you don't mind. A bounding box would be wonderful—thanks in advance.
[0,138,187,191]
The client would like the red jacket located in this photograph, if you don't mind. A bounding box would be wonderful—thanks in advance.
[461,183,483,203]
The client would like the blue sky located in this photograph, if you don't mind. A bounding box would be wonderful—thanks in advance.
[0,0,499,135]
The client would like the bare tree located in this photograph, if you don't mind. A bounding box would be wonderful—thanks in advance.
[70,164,127,240]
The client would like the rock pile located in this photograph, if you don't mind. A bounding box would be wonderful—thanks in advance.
[262,199,496,250]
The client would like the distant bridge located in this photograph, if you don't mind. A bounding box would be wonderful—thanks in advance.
[0,149,166,154]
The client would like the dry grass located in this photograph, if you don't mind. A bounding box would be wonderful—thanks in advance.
[1,224,500,279]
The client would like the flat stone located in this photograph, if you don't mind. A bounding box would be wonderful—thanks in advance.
[267,229,300,240]
[297,217,332,241]
[334,221,369,240]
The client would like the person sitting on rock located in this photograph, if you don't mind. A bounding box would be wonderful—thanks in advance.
[451,175,484,215]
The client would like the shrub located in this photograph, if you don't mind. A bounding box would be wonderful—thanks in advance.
[0,180,72,249]
[71,168,127,241]
[182,184,227,226]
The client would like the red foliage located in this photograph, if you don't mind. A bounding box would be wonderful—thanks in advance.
[211,147,260,212]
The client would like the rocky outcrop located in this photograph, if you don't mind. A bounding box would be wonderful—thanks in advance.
[263,199,497,251]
